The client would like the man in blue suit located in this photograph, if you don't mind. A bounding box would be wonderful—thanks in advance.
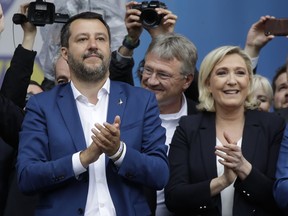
[274,124,288,212]
[17,11,169,216]
[273,58,288,214]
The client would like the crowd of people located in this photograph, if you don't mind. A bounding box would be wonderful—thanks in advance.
[1,1,288,216]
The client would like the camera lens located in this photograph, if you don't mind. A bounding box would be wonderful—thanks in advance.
[141,9,161,28]
[34,11,46,20]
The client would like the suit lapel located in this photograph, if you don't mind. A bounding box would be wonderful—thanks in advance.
[57,84,86,152]
[199,112,218,178]
[241,111,260,162]
[107,81,126,124]
[105,81,127,166]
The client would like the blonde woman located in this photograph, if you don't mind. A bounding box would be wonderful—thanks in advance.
[251,74,273,112]
[165,46,285,215]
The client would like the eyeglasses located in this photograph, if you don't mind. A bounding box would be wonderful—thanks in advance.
[141,67,184,81]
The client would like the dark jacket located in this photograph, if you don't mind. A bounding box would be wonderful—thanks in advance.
[165,110,285,216]
[0,45,37,216]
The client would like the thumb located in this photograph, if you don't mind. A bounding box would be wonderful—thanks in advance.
[113,115,121,129]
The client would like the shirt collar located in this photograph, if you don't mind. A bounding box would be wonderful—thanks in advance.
[70,78,110,103]
[160,93,188,121]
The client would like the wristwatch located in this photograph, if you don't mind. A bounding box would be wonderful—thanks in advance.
[122,35,140,50]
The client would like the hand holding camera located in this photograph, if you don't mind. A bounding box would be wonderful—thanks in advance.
[127,1,177,39]
[132,1,167,28]
[13,0,69,26]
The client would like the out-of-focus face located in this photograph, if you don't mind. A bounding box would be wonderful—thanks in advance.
[141,52,192,114]
[55,56,70,84]
[253,86,271,112]
[0,4,4,33]
[273,72,288,109]
[27,83,43,95]
[25,83,44,104]
[61,19,111,82]
[207,53,250,112]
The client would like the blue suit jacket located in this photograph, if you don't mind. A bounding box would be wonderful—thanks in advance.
[17,80,169,216]
[274,124,288,212]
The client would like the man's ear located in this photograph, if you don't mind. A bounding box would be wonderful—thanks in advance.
[61,47,68,62]
[183,74,193,91]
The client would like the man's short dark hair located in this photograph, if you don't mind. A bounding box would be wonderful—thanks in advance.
[60,11,111,48]
[272,64,287,93]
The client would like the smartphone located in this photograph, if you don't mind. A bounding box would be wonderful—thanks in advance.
[264,18,288,36]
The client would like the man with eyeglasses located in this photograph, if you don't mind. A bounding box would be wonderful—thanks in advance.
[140,33,198,116]
[139,32,198,216]
[113,2,198,215]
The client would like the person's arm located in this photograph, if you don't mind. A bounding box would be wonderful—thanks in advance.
[244,15,275,72]
[0,3,37,109]
[165,116,221,214]
[274,125,288,210]
[110,2,178,86]
[0,93,24,148]
[109,1,143,85]
[118,1,178,57]
[109,50,135,85]
[232,113,285,213]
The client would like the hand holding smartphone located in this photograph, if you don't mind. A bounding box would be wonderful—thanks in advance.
[264,18,288,36]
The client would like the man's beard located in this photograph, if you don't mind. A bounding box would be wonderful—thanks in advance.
[67,50,110,83]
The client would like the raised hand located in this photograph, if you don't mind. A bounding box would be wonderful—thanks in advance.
[125,1,143,43]
[244,15,275,58]
[20,3,37,50]
[91,115,121,157]
[147,8,178,39]
[215,132,252,180]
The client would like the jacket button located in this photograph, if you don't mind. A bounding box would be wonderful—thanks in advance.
[77,208,84,215]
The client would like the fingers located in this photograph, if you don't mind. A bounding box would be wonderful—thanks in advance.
[113,115,121,129]
[91,125,115,156]
[80,141,103,167]
[91,116,121,156]
[125,1,140,11]
[156,8,177,26]
[20,3,30,15]
[215,133,241,169]
[215,142,240,154]
[125,1,141,22]
[92,123,116,144]
[215,149,238,167]
[125,2,143,39]
[215,141,243,171]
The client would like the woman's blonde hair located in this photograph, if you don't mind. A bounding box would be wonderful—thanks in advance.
[197,45,258,111]
[251,74,273,104]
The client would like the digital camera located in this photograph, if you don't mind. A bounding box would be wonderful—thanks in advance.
[132,1,167,28]
[13,0,69,26]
